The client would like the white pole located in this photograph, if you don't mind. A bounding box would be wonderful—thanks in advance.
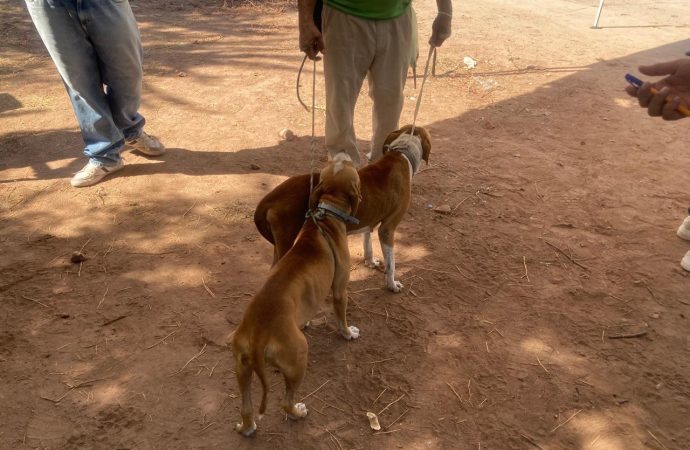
[592,0,606,29]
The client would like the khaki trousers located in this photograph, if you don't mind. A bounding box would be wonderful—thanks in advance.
[322,5,414,165]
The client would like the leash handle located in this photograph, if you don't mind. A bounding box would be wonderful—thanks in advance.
[410,46,435,136]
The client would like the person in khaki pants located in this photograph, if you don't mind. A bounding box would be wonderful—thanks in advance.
[298,0,452,165]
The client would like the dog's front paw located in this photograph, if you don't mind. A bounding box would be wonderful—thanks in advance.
[341,325,360,340]
[365,257,381,269]
[288,402,308,419]
[387,280,403,293]
[235,421,257,437]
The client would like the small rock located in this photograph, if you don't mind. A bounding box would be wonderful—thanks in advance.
[434,204,452,214]
[250,164,261,170]
[177,71,187,77]
[70,252,87,263]
[366,412,381,431]
[656,382,663,390]
[279,128,295,141]
[463,56,477,69]
[650,312,660,319]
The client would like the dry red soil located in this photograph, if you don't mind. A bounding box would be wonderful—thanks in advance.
[1,0,689,449]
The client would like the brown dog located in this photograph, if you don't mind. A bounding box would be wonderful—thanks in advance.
[254,125,431,293]
[232,154,361,437]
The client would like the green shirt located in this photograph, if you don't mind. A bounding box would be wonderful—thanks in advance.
[325,0,411,20]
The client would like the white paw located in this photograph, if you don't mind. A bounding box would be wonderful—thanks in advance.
[235,421,257,437]
[289,402,308,419]
[341,325,360,340]
[365,258,381,269]
[387,280,403,293]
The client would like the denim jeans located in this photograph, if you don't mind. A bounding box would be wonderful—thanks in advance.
[25,0,145,166]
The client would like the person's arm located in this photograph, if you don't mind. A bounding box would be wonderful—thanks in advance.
[429,0,452,47]
[625,58,690,121]
[298,0,324,60]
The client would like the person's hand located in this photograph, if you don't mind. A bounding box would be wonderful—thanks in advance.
[626,58,690,120]
[429,12,452,47]
[299,23,324,60]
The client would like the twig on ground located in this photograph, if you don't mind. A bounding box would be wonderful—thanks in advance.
[373,388,387,405]
[607,331,647,339]
[313,395,348,413]
[325,428,343,450]
[101,315,128,327]
[209,361,219,378]
[373,429,401,435]
[647,430,668,450]
[40,377,108,403]
[20,295,50,308]
[446,382,463,405]
[172,344,207,375]
[453,196,472,211]
[386,408,409,429]
[520,432,547,450]
[200,422,215,432]
[202,276,216,298]
[146,330,179,349]
[183,202,197,218]
[79,237,92,253]
[365,357,396,365]
[522,256,530,282]
[551,409,582,433]
[378,393,405,416]
[351,287,383,295]
[454,265,475,281]
[541,239,589,271]
[537,356,550,374]
[96,286,109,309]
[301,379,331,401]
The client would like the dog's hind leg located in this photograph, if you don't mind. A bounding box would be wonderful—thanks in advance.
[234,356,257,436]
[378,222,403,293]
[363,228,381,269]
[332,268,360,340]
[273,333,309,420]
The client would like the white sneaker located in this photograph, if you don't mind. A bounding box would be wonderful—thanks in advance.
[126,131,165,156]
[681,250,690,272]
[677,216,690,241]
[70,159,124,187]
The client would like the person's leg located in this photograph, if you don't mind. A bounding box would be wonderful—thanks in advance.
[83,0,164,156]
[83,0,144,139]
[322,5,376,166]
[367,7,414,161]
[24,0,124,166]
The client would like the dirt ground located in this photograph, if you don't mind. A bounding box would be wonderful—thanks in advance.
[1,0,689,448]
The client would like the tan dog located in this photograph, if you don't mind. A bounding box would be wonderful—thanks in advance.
[254,125,431,293]
[232,154,361,437]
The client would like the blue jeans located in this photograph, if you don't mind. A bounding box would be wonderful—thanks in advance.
[25,0,145,166]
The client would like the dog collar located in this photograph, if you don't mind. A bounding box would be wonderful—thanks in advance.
[386,134,423,175]
[306,202,359,225]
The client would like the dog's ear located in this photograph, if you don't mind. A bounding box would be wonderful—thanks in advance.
[348,180,361,216]
[415,127,432,164]
[308,182,323,210]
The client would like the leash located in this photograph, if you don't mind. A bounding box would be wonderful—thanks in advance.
[409,45,435,136]
[309,56,317,194]
[295,54,319,194]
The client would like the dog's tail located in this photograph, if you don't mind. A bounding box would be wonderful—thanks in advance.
[254,346,269,415]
